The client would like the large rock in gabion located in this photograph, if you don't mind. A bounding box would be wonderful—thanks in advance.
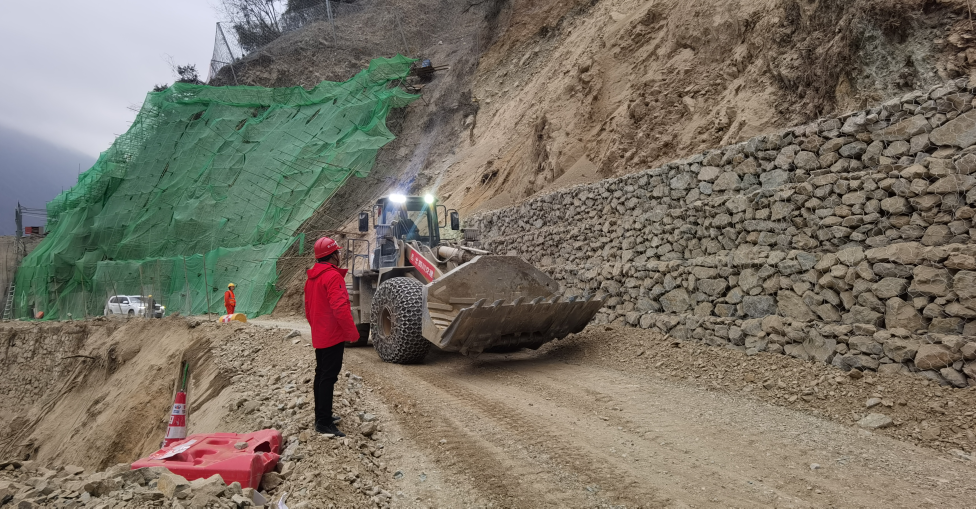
[914,344,962,370]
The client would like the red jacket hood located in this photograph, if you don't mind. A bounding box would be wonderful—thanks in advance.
[307,262,348,280]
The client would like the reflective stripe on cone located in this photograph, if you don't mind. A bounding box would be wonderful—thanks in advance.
[163,391,187,447]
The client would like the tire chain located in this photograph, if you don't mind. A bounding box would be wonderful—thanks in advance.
[370,277,430,364]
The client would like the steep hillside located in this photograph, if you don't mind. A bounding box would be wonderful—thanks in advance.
[205,0,976,313]
[220,0,975,221]
[438,0,976,213]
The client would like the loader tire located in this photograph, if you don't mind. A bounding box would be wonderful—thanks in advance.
[371,277,430,364]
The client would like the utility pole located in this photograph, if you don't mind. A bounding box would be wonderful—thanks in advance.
[14,203,24,259]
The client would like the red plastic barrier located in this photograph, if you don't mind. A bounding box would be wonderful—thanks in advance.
[131,429,282,489]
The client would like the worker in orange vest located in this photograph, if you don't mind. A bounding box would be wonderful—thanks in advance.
[224,283,237,314]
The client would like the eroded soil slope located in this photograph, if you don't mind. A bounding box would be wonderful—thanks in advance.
[0,318,249,470]
[437,0,976,213]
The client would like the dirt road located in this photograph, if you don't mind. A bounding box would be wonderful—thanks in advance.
[252,318,976,508]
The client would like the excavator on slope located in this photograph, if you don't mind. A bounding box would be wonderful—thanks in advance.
[343,193,604,364]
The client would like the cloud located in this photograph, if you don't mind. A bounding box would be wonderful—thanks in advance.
[0,0,220,158]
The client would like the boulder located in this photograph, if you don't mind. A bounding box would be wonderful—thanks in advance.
[929,109,976,147]
[873,263,913,278]
[849,336,883,356]
[880,196,910,214]
[188,474,228,498]
[954,271,976,299]
[885,297,924,331]
[776,290,816,321]
[940,367,969,388]
[836,247,865,265]
[760,169,789,189]
[760,314,786,335]
[883,339,920,363]
[156,472,190,499]
[803,333,837,363]
[660,289,691,314]
[843,306,884,327]
[697,279,728,297]
[961,342,976,360]
[713,172,742,192]
[832,354,880,371]
[964,360,976,378]
[929,317,964,334]
[873,114,931,142]
[872,278,908,299]
[698,166,722,182]
[910,266,951,296]
[945,302,976,319]
[914,343,962,370]
[743,296,777,318]
[945,254,976,270]
[865,242,922,265]
[260,471,284,491]
[927,174,976,194]
[858,413,894,429]
[793,151,820,170]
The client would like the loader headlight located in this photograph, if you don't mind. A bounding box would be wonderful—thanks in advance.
[424,194,435,204]
[389,194,407,204]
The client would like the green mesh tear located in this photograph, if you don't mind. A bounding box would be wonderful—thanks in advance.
[14,56,417,320]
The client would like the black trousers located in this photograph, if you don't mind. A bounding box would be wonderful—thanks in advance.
[314,342,345,426]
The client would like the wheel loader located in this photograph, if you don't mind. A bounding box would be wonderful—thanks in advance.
[344,193,604,364]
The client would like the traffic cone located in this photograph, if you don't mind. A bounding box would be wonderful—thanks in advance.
[162,361,190,448]
[162,391,187,447]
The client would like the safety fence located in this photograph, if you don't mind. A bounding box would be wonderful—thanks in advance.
[12,56,418,321]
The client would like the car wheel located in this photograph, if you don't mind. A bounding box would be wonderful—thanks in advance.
[127,309,134,316]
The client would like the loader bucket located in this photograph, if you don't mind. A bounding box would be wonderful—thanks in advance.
[422,256,604,355]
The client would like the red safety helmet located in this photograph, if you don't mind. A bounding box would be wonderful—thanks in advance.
[314,236,341,259]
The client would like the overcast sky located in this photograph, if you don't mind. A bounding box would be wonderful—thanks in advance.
[0,1,223,233]
[0,1,220,158]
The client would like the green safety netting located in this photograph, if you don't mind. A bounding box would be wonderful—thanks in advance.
[13,56,418,320]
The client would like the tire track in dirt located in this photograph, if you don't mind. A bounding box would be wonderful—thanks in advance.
[401,354,807,508]
[252,319,976,508]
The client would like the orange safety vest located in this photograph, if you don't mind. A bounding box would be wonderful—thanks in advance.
[224,290,236,312]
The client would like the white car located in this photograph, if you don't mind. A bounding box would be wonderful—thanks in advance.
[104,295,165,318]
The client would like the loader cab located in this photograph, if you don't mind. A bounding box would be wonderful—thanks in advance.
[368,194,442,270]
[379,195,440,247]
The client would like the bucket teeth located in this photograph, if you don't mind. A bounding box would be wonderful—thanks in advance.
[437,293,605,355]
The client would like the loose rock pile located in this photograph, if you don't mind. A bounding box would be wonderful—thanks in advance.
[0,321,399,508]
[475,77,976,387]
[0,460,267,508]
[211,323,398,508]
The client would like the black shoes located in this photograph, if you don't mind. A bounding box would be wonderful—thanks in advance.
[315,421,346,437]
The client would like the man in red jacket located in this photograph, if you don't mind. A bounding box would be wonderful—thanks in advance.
[305,236,360,437]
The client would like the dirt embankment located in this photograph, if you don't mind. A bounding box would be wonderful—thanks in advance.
[2,316,975,507]
[0,317,237,471]
[437,0,976,214]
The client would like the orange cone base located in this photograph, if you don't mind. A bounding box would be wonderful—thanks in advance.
[219,313,247,323]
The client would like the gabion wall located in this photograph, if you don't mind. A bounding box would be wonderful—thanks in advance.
[474,77,976,387]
